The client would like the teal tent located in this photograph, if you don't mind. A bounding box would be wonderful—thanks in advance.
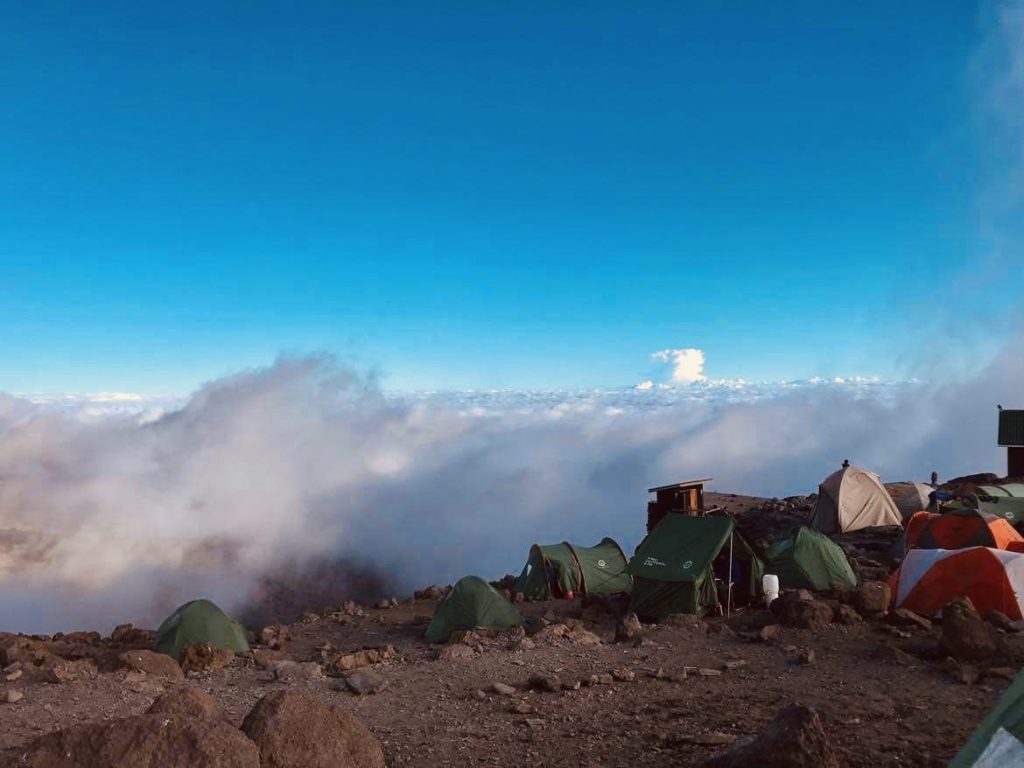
[765,527,857,591]
[514,537,631,599]
[425,576,524,643]
[628,515,763,621]
[950,668,1024,767]
[153,598,250,662]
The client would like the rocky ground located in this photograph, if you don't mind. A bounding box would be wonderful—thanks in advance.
[0,492,1019,767]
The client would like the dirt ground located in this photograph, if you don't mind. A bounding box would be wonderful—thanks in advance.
[0,492,1015,767]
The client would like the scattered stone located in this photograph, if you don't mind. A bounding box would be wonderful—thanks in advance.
[414,585,444,600]
[889,608,932,632]
[662,614,708,633]
[834,604,863,624]
[701,704,840,768]
[610,668,636,682]
[269,660,324,682]
[242,691,385,768]
[491,682,517,696]
[985,610,1022,633]
[41,658,98,684]
[796,649,815,665]
[940,598,998,662]
[851,582,891,617]
[527,673,561,693]
[5,689,24,704]
[473,689,487,701]
[344,670,388,695]
[118,650,184,682]
[327,646,397,675]
[875,643,917,666]
[5,669,22,682]
[986,667,1017,682]
[512,700,534,715]
[12,713,259,767]
[259,624,289,649]
[146,688,225,720]
[943,657,980,685]
[561,679,581,691]
[252,648,290,668]
[435,644,475,662]
[757,624,781,643]
[722,660,747,671]
[523,717,546,729]
[695,668,722,677]
[180,643,236,674]
[109,624,156,647]
[615,613,643,642]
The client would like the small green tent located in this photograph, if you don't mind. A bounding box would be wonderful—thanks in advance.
[628,515,763,621]
[425,576,524,643]
[950,668,1024,767]
[153,598,250,662]
[513,537,631,600]
[765,527,857,591]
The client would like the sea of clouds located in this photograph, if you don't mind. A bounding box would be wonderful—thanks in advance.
[0,332,1020,633]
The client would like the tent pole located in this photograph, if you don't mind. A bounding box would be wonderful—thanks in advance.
[727,532,734,618]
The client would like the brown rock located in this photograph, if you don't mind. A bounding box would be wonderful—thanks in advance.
[40,659,97,684]
[527,673,561,692]
[834,604,863,625]
[985,610,1022,633]
[109,624,156,648]
[269,660,324,682]
[146,688,225,720]
[252,649,290,669]
[757,624,781,643]
[118,650,184,682]
[180,643,236,674]
[343,670,388,695]
[943,657,980,685]
[326,646,397,675]
[241,691,385,768]
[615,613,643,642]
[259,625,289,650]
[851,582,891,617]
[888,608,932,632]
[610,668,636,682]
[435,644,475,662]
[7,713,259,767]
[772,593,833,631]
[939,597,998,662]
[701,704,840,768]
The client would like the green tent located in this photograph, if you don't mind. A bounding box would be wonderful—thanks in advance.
[513,537,631,600]
[764,526,857,591]
[977,484,1024,498]
[425,576,524,643]
[627,515,764,621]
[950,668,1024,767]
[153,598,250,661]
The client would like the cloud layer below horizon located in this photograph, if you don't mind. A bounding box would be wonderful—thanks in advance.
[0,332,1020,634]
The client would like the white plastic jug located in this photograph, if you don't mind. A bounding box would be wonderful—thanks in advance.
[762,574,780,606]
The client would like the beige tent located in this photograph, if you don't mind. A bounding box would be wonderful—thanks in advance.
[811,466,903,533]
[885,481,934,521]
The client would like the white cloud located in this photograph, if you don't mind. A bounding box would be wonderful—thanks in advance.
[635,380,654,391]
[651,348,707,384]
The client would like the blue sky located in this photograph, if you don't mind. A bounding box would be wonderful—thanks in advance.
[1,1,1019,394]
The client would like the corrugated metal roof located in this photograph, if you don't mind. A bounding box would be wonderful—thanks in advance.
[998,410,1024,446]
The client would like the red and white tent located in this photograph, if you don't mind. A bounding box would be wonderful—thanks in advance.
[893,547,1024,619]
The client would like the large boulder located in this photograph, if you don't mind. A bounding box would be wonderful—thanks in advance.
[939,597,998,662]
[119,650,184,682]
[180,643,236,674]
[3,713,259,767]
[241,691,384,768]
[851,582,891,617]
[770,592,833,631]
[701,704,840,768]
[147,688,226,721]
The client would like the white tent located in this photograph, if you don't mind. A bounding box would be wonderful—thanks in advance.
[810,466,902,534]
[885,481,934,520]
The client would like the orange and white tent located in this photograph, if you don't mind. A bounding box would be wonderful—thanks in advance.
[905,509,1023,553]
[893,547,1024,619]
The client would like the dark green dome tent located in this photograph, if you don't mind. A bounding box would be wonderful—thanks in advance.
[513,537,631,600]
[425,576,523,644]
[950,668,1024,767]
[153,598,250,661]
[765,526,857,591]
[628,515,763,621]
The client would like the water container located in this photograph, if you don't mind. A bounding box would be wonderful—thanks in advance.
[762,574,780,606]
